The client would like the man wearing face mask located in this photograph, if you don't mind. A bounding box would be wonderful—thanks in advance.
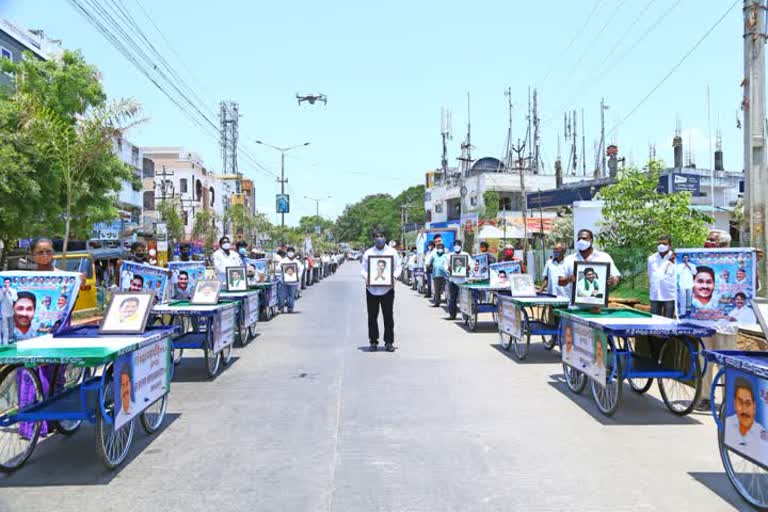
[176,243,192,262]
[648,235,676,318]
[559,229,621,298]
[429,242,451,307]
[423,240,436,298]
[538,242,571,298]
[213,236,243,284]
[236,240,249,266]
[447,240,470,320]
[278,246,304,313]
[361,230,402,351]
[129,242,148,263]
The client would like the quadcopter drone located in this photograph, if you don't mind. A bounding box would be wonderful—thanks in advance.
[296,93,327,106]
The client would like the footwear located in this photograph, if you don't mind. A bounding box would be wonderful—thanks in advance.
[385,344,395,352]
[695,399,711,412]
[369,343,378,352]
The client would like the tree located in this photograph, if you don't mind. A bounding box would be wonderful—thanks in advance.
[482,190,500,220]
[227,204,257,243]
[546,212,574,247]
[298,215,334,234]
[393,185,427,225]
[156,198,185,243]
[334,193,400,244]
[192,209,219,253]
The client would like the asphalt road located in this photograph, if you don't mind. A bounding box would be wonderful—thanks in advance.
[0,263,750,511]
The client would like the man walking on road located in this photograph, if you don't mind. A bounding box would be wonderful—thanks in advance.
[361,230,402,352]
[447,239,470,320]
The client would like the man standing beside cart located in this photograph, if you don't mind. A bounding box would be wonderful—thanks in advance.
[447,240,470,320]
[538,242,570,298]
[277,247,303,313]
[648,235,676,318]
[361,230,402,352]
[428,241,450,307]
[559,229,621,294]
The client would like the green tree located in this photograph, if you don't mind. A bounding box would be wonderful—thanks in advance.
[227,204,257,243]
[393,185,427,225]
[192,209,219,253]
[334,193,400,244]
[156,198,185,243]
[482,190,500,220]
[298,215,334,234]
[546,212,574,247]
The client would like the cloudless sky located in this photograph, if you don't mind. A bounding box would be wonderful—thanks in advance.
[2,0,747,225]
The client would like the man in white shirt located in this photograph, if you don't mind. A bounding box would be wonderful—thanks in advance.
[0,277,17,345]
[361,230,402,352]
[676,254,697,317]
[648,235,676,318]
[423,240,436,299]
[538,242,571,298]
[212,236,243,284]
[559,229,621,301]
[724,377,767,463]
[277,247,304,313]
[729,293,757,324]
[447,240,470,320]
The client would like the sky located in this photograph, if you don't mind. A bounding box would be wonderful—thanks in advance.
[1,0,748,225]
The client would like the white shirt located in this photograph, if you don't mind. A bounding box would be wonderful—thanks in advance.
[0,286,17,317]
[725,414,767,463]
[212,249,244,284]
[277,256,304,285]
[361,245,402,296]
[648,252,676,302]
[676,262,696,289]
[542,257,570,298]
[562,249,622,280]
[730,305,757,324]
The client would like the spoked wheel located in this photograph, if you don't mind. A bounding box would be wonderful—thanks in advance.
[221,342,233,367]
[657,337,702,415]
[718,403,768,510]
[591,357,623,416]
[467,303,478,332]
[248,324,258,340]
[51,364,88,435]
[205,346,221,378]
[238,321,249,347]
[563,363,587,394]
[264,306,273,321]
[461,312,469,325]
[629,378,654,394]
[512,331,531,360]
[0,365,42,472]
[500,332,513,351]
[542,335,557,351]
[96,365,135,470]
[140,394,168,434]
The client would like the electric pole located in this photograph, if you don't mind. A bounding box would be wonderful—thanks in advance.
[743,0,768,294]
[304,195,331,217]
[510,139,530,254]
[278,153,287,227]
[600,98,609,177]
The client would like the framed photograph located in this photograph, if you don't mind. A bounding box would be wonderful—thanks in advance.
[571,261,610,309]
[449,254,469,278]
[226,266,248,292]
[190,280,222,305]
[99,292,154,334]
[753,298,768,335]
[470,253,490,280]
[510,274,537,297]
[282,262,300,284]
[367,255,394,287]
[489,261,521,288]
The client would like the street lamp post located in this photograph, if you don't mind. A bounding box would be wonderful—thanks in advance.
[305,195,332,217]
[254,140,310,227]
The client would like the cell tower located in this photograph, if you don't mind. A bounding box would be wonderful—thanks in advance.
[440,107,453,174]
[220,101,240,176]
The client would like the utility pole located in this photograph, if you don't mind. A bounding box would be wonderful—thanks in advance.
[581,109,586,176]
[510,139,529,254]
[440,107,453,174]
[600,98,609,177]
[278,153,287,227]
[743,0,768,294]
[155,165,175,201]
[572,109,578,176]
[532,88,541,175]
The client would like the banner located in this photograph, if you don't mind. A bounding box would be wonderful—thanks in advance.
[0,271,81,343]
[245,258,269,285]
[213,307,235,353]
[422,228,457,253]
[675,248,757,327]
[489,261,521,288]
[246,293,259,326]
[168,262,206,300]
[276,194,290,214]
[113,337,171,430]
[561,319,608,386]
[498,298,522,339]
[119,262,169,305]
[723,367,768,467]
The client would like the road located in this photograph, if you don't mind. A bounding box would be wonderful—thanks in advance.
[0,263,748,511]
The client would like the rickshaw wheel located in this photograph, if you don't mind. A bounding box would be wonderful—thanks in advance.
[629,378,654,394]
[221,343,234,367]
[467,303,478,332]
[0,365,42,472]
[51,364,88,435]
[542,335,556,351]
[513,331,531,360]
[657,338,701,416]
[172,348,184,366]
[591,357,623,416]
[205,348,221,377]
[718,402,768,511]
[238,322,249,347]
[500,332,513,351]
[563,363,587,394]
[461,312,469,325]
[96,365,135,470]
[140,394,168,434]
[248,324,258,340]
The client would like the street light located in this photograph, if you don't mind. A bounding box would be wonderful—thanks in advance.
[304,195,332,217]
[254,140,310,227]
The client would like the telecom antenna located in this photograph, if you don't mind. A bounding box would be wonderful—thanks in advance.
[440,107,453,174]
[220,100,240,178]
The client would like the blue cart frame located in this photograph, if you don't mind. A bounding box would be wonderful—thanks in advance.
[497,294,569,360]
[220,290,260,347]
[457,283,506,331]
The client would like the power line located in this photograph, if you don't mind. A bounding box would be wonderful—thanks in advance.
[609,0,740,136]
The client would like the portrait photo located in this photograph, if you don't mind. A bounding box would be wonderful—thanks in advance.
[226,266,248,292]
[509,274,536,297]
[99,292,153,334]
[450,254,469,278]
[190,280,222,305]
[367,255,394,287]
[470,253,490,280]
[572,261,610,309]
[723,368,768,466]
[282,262,300,284]
[489,261,521,288]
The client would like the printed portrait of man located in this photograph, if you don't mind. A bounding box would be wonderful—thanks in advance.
[373,259,388,283]
[692,266,719,309]
[725,376,766,462]
[13,291,37,339]
[119,364,133,414]
[129,275,145,293]
[118,297,141,324]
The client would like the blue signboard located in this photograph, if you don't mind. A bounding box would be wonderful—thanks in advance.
[276,194,290,214]
[659,173,700,195]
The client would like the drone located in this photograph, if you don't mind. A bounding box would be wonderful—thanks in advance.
[296,93,327,106]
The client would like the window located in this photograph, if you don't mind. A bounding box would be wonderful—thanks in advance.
[209,186,215,207]
[435,202,443,213]
[470,195,477,206]
[499,197,512,211]
[183,210,189,226]
[143,191,155,210]
[179,178,188,194]
[1,47,13,77]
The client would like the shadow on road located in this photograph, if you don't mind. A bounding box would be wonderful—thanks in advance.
[547,375,702,426]
[689,472,746,511]
[172,356,241,383]
[490,343,562,365]
[0,413,181,487]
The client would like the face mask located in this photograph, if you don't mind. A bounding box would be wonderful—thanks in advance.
[437,249,444,255]
[575,239,591,252]
[454,245,461,253]
[704,240,717,248]
[222,243,231,251]
[238,248,247,255]
[374,238,386,249]
[552,250,561,258]
[287,251,295,258]
[657,244,669,253]
[134,253,146,262]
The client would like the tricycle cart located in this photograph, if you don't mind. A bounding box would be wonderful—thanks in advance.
[557,308,714,417]
[251,282,278,321]
[151,301,237,378]
[0,325,177,471]
[220,289,260,346]
[497,294,569,360]
[457,282,506,332]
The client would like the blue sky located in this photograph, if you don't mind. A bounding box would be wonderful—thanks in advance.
[2,0,746,224]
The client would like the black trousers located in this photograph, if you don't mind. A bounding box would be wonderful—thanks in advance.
[366,289,395,344]
[650,300,675,318]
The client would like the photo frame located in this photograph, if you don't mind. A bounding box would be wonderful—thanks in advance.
[281,262,300,284]
[510,274,537,297]
[226,266,248,292]
[470,253,490,280]
[190,280,222,305]
[753,298,768,335]
[571,261,610,309]
[449,254,469,278]
[367,255,394,287]
[99,292,154,334]
[489,261,521,288]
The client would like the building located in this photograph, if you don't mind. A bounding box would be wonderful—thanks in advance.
[0,18,63,87]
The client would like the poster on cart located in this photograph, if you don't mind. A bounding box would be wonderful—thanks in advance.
[470,253,490,280]
[168,262,206,300]
[723,367,768,467]
[113,337,171,430]
[561,319,608,386]
[675,248,757,327]
[246,258,270,285]
[0,270,81,343]
[489,261,521,288]
[498,298,522,339]
[213,307,235,353]
[246,293,259,326]
[119,262,169,305]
